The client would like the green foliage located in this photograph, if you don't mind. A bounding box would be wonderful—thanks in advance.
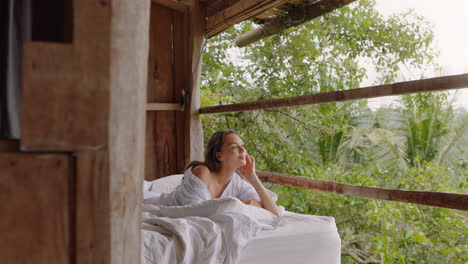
[273,164,468,263]
[200,0,468,262]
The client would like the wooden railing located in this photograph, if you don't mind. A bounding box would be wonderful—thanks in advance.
[257,171,468,211]
[199,74,468,211]
[200,73,468,114]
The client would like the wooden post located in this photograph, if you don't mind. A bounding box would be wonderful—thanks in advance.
[185,0,205,165]
[108,0,150,263]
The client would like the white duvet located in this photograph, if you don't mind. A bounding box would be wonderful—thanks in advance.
[141,197,280,264]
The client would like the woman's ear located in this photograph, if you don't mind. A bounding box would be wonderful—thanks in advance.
[216,152,223,161]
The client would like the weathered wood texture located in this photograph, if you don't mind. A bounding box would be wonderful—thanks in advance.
[108,0,150,263]
[17,1,150,264]
[76,151,110,264]
[0,153,72,263]
[146,4,189,180]
[173,11,188,173]
[146,5,177,180]
[200,73,468,114]
[258,171,468,211]
[185,0,205,165]
[235,0,356,47]
[146,103,182,111]
[0,139,19,152]
[152,0,190,13]
[206,0,288,38]
[21,0,110,151]
[206,0,242,16]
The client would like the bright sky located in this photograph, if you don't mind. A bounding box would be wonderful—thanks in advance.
[367,0,468,110]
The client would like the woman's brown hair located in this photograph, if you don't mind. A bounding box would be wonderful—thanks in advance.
[185,130,238,172]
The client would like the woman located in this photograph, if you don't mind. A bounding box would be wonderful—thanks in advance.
[171,130,281,216]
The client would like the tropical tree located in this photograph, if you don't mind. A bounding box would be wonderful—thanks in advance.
[200,0,468,262]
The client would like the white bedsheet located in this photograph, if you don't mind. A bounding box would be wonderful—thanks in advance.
[241,212,341,264]
[141,197,278,264]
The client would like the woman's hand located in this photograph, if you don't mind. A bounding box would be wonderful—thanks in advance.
[237,154,260,184]
[239,154,281,216]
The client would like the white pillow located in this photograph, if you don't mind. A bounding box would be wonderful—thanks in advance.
[143,180,152,192]
[148,174,184,193]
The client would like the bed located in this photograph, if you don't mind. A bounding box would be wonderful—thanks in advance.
[142,174,341,264]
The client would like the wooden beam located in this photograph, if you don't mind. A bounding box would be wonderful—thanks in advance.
[257,171,468,211]
[206,0,289,38]
[235,0,356,47]
[206,0,242,17]
[200,73,468,114]
[152,0,189,13]
[146,103,182,111]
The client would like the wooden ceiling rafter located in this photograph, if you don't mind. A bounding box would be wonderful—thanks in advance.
[235,0,356,46]
[206,0,290,38]
[152,0,191,13]
[206,0,242,16]
[205,0,357,45]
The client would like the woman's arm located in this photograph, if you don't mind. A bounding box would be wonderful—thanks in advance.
[238,155,281,216]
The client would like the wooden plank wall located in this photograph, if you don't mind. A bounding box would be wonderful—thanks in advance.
[0,153,72,264]
[21,0,110,151]
[2,0,203,263]
[75,151,110,264]
[3,0,150,264]
[146,4,187,180]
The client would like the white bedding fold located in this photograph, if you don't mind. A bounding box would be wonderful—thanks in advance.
[141,197,278,264]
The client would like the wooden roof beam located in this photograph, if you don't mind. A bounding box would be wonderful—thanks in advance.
[206,0,289,38]
[235,0,356,47]
[200,74,468,114]
[152,0,190,13]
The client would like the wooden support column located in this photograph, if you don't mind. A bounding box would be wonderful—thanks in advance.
[76,1,151,263]
[185,0,205,165]
[108,0,150,263]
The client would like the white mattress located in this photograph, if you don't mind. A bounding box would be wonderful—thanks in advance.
[240,212,341,264]
[143,177,341,263]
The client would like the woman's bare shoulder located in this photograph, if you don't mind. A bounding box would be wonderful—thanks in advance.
[191,165,211,180]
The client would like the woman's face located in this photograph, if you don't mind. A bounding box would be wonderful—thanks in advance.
[217,133,247,169]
